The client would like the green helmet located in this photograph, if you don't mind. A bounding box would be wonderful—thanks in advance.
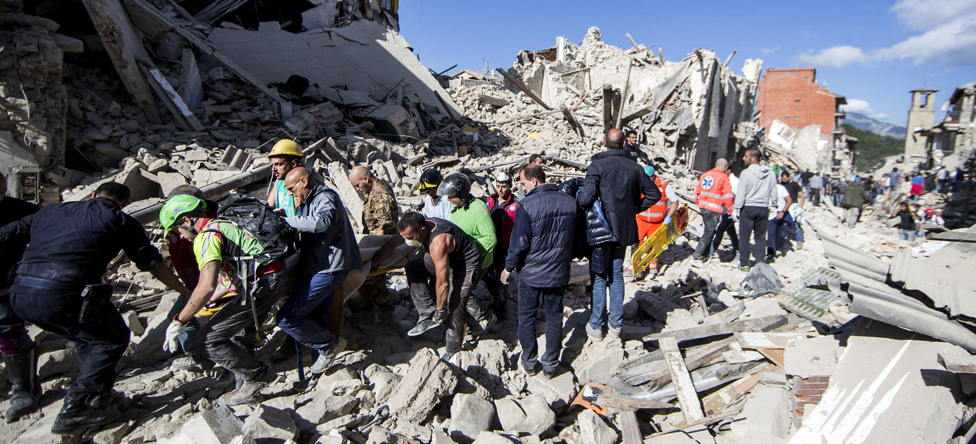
[160,195,205,231]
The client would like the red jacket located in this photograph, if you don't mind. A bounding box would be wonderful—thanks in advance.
[695,168,734,214]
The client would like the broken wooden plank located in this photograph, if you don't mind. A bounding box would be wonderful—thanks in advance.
[649,409,743,437]
[625,33,640,51]
[124,0,288,106]
[561,106,586,139]
[619,410,643,444]
[594,393,674,412]
[938,353,976,373]
[602,84,618,133]
[81,0,161,124]
[140,65,204,132]
[616,337,735,388]
[615,61,632,130]
[644,315,788,343]
[756,348,786,367]
[495,68,551,110]
[659,336,705,423]
[701,366,768,416]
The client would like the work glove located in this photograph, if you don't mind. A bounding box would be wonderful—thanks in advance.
[663,215,672,226]
[432,308,447,327]
[731,209,740,222]
[163,319,188,354]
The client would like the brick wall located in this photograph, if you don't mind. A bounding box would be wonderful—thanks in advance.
[792,375,831,421]
[757,68,839,136]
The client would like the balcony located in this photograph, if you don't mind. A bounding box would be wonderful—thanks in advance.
[835,110,846,119]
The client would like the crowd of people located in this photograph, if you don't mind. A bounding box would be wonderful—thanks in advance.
[0,128,968,436]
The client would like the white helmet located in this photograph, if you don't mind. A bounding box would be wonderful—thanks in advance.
[495,172,511,183]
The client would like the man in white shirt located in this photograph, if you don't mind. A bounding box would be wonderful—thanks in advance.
[766,183,792,261]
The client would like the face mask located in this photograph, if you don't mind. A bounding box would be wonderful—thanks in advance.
[404,239,422,248]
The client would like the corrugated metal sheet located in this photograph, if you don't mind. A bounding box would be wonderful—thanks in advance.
[774,267,842,320]
[816,228,976,353]
[888,225,976,319]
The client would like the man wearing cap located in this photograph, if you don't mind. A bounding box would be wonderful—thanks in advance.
[158,195,287,407]
[348,166,399,321]
[267,139,304,217]
[483,172,519,317]
[420,168,454,220]
[635,165,679,275]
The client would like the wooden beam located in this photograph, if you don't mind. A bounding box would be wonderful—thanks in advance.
[594,394,674,411]
[615,337,734,388]
[619,410,643,444]
[649,409,743,437]
[495,68,551,110]
[929,231,976,243]
[722,49,737,69]
[615,61,632,130]
[644,315,788,343]
[659,336,705,423]
[938,353,976,373]
[702,367,768,416]
[81,0,161,124]
[658,47,665,64]
[124,0,288,106]
[625,33,640,50]
[756,348,786,367]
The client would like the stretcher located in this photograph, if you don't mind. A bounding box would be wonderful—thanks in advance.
[631,204,688,277]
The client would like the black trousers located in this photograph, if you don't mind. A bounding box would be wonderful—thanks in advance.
[517,282,564,373]
[11,288,129,405]
[0,290,34,356]
[194,271,286,382]
[481,246,511,314]
[711,214,739,255]
[738,206,769,268]
[809,188,821,206]
[406,254,482,353]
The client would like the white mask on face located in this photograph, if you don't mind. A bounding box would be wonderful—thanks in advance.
[404,239,422,248]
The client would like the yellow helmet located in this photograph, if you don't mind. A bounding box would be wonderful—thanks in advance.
[269,139,303,158]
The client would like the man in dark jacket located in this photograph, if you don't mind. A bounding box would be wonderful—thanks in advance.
[502,165,576,378]
[841,177,870,228]
[280,167,362,374]
[577,129,660,341]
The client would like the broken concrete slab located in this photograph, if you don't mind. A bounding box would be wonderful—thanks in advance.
[242,405,298,442]
[37,349,80,380]
[449,393,495,443]
[326,162,364,232]
[578,409,618,444]
[524,369,578,414]
[470,431,512,444]
[387,349,458,424]
[160,405,251,444]
[494,394,555,437]
[367,104,421,143]
[783,336,843,378]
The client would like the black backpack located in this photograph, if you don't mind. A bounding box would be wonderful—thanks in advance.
[211,194,297,262]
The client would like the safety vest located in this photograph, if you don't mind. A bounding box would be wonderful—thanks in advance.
[638,176,669,223]
[695,168,734,214]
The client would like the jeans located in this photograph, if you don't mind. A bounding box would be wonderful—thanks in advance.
[195,271,286,382]
[767,213,803,253]
[0,291,34,356]
[738,206,769,268]
[517,282,564,373]
[11,288,129,405]
[278,270,349,353]
[899,229,916,241]
[693,210,722,260]
[711,214,739,256]
[589,243,625,330]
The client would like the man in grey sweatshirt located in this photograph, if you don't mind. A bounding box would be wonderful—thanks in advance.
[732,148,778,271]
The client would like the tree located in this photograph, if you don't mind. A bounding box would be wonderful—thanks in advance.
[842,124,903,171]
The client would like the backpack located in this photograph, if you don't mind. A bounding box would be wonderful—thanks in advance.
[211,194,297,262]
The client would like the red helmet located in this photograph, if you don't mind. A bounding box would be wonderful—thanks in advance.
[925,208,936,216]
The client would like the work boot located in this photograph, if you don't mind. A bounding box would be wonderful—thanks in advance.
[51,400,120,435]
[310,337,347,375]
[171,353,215,373]
[218,368,276,407]
[585,323,605,341]
[3,350,42,422]
[407,317,440,337]
[476,312,497,336]
[88,389,127,410]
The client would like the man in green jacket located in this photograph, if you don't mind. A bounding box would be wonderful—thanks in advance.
[841,177,870,228]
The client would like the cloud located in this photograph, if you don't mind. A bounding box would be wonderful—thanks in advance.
[841,99,889,120]
[793,0,976,68]
[760,44,780,55]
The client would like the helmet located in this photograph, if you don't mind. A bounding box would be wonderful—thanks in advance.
[925,208,936,216]
[268,139,303,158]
[438,173,470,198]
[160,195,206,231]
[643,165,655,177]
[419,169,443,190]
[495,172,511,183]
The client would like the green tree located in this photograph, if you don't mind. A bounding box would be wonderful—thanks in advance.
[842,124,903,171]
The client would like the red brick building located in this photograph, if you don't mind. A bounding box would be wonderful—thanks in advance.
[755,68,846,136]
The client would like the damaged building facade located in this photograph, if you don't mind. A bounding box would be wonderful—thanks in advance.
[755,67,856,176]
[917,82,976,169]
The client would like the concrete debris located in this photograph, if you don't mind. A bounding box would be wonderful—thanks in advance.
[449,393,495,443]
[387,349,459,424]
[242,405,299,442]
[578,409,619,444]
[494,394,556,437]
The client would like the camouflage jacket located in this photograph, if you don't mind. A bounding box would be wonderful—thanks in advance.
[363,179,399,234]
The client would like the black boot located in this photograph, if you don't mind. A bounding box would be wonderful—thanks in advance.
[3,349,42,422]
[51,399,120,435]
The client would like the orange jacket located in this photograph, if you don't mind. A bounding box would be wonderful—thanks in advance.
[695,168,734,214]
[638,176,670,223]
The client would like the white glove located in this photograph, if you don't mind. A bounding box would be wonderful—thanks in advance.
[731,209,740,222]
[163,320,188,353]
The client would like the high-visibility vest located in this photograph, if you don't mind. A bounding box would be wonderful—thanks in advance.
[695,168,734,214]
[638,176,669,223]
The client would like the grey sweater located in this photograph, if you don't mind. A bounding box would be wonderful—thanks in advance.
[733,164,778,210]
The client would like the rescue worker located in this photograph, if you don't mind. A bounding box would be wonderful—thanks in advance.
[692,159,734,267]
[420,168,453,220]
[484,172,519,318]
[1,183,189,434]
[159,195,287,407]
[279,167,362,374]
[267,139,304,217]
[634,166,679,276]
[440,173,498,337]
[398,212,483,363]
[0,172,41,422]
[348,166,399,321]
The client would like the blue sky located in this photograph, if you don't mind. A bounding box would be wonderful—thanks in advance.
[398,0,976,127]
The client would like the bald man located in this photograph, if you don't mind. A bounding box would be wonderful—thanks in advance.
[348,165,400,321]
[577,129,659,342]
[280,167,362,374]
